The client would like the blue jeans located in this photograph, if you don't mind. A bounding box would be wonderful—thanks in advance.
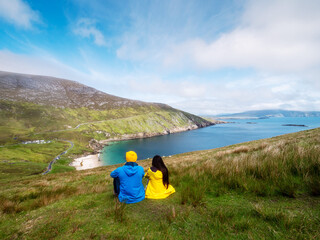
[113,177,120,196]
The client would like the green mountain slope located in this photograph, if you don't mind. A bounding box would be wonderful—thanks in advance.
[0,71,213,172]
[0,71,212,143]
[0,100,210,143]
[1,128,319,239]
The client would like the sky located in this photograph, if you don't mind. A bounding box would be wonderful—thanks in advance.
[0,0,319,115]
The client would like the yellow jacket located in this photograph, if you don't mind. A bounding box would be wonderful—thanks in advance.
[145,168,175,199]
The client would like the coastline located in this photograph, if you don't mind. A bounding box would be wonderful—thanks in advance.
[70,154,103,170]
[70,121,222,170]
[98,122,217,145]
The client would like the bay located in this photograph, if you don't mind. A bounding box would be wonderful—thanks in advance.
[101,117,320,165]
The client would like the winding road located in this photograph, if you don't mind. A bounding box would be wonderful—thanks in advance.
[42,140,74,175]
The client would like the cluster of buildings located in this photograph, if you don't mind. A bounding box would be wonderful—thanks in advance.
[22,140,52,145]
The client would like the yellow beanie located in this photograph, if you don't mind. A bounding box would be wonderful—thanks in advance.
[126,151,137,162]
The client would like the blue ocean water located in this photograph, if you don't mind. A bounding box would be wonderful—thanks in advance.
[101,117,320,165]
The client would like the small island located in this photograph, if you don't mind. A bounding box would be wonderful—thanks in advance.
[282,124,308,127]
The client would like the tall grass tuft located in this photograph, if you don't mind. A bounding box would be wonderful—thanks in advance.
[179,174,207,207]
[114,198,127,223]
[184,136,320,198]
[251,203,286,224]
[0,185,77,214]
[305,177,320,196]
[0,198,20,214]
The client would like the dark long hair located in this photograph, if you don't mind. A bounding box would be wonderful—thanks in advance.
[152,155,169,189]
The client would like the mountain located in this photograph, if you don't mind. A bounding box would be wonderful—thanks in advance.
[0,71,160,109]
[215,109,320,119]
[0,71,213,145]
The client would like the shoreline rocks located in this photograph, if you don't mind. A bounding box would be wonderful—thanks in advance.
[98,122,214,146]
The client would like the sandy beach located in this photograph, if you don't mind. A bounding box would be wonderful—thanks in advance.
[70,154,103,170]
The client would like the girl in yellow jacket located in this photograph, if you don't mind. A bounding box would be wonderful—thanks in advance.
[145,155,175,199]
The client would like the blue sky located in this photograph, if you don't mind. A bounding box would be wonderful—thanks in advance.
[0,0,319,115]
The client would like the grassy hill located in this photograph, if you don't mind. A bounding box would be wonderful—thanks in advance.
[0,70,212,146]
[0,71,212,174]
[0,100,210,142]
[1,128,319,239]
[0,99,212,176]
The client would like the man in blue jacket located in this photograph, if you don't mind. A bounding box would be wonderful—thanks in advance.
[110,151,145,204]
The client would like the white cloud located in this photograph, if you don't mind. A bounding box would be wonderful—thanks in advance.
[0,50,89,82]
[115,0,241,64]
[99,73,301,114]
[0,49,130,99]
[1,48,319,115]
[1,1,320,115]
[164,0,320,73]
[112,0,320,115]
[0,0,41,29]
[126,76,207,99]
[73,18,107,46]
[149,73,320,115]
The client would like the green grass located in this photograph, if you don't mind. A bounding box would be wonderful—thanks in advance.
[0,141,68,163]
[0,100,209,143]
[0,141,75,179]
[77,111,197,139]
[0,161,48,181]
[1,128,320,239]
[0,100,211,171]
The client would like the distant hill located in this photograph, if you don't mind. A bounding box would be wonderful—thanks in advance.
[215,109,320,119]
[0,71,212,145]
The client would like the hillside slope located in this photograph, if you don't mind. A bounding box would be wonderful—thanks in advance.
[0,71,212,144]
[0,71,213,175]
[1,128,319,239]
[0,71,147,109]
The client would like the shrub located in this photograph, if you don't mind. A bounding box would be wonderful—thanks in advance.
[0,198,19,214]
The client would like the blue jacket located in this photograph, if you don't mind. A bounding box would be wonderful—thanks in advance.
[110,162,145,204]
